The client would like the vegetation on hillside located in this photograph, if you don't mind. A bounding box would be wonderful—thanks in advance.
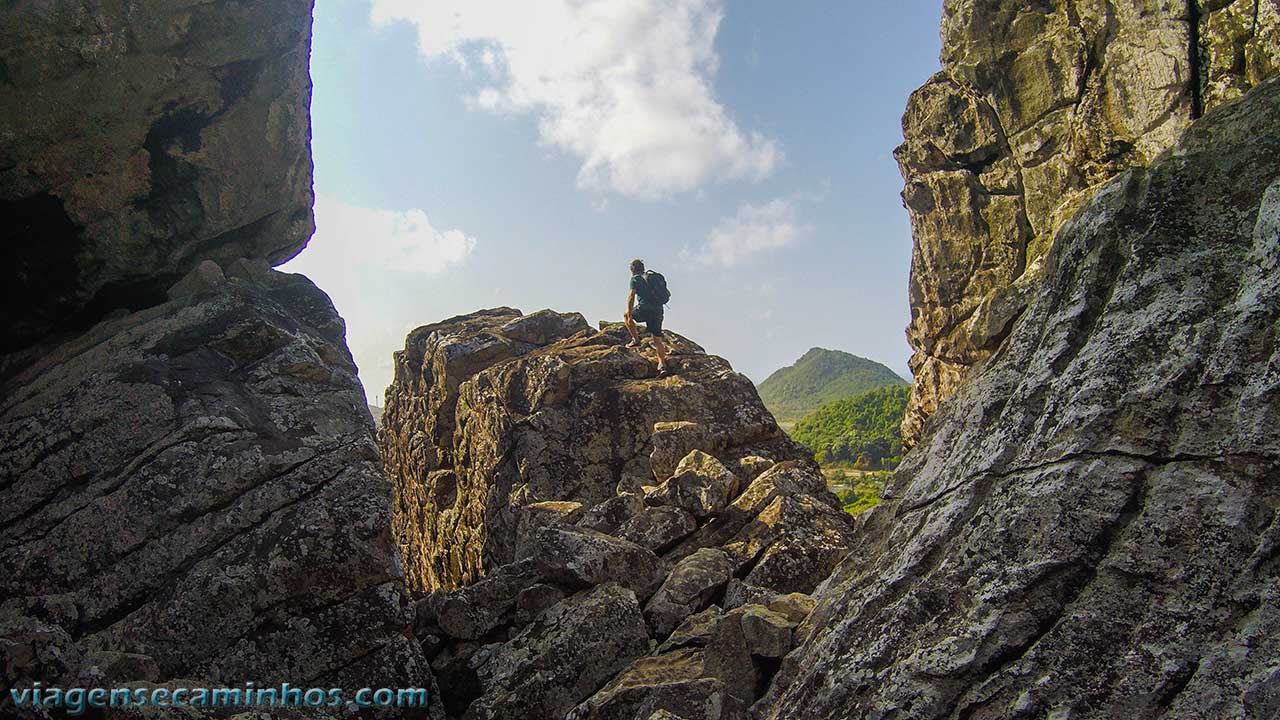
[826,467,890,515]
[791,385,910,470]
[758,348,906,422]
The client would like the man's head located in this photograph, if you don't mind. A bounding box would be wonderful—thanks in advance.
[630,259,645,275]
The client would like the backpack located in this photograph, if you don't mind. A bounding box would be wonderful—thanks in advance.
[644,270,671,305]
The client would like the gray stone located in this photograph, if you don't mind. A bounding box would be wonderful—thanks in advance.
[578,493,648,534]
[467,583,651,720]
[729,455,775,484]
[165,259,226,299]
[0,0,315,352]
[722,581,814,625]
[645,549,735,639]
[657,607,724,654]
[647,451,740,518]
[515,501,586,559]
[531,526,664,598]
[897,0,1280,447]
[435,559,542,640]
[0,272,429,692]
[566,648,747,720]
[650,421,719,481]
[617,506,698,552]
[497,308,592,345]
[760,77,1280,720]
[514,583,567,626]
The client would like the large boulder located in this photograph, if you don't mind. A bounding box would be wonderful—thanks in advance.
[433,559,543,641]
[0,1,315,353]
[617,506,698,552]
[760,78,1280,719]
[578,493,648,535]
[0,270,431,704]
[529,526,664,598]
[646,451,741,518]
[466,583,651,720]
[644,549,736,639]
[729,495,859,594]
[567,648,747,720]
[663,462,847,569]
[380,314,811,593]
[898,0,1280,446]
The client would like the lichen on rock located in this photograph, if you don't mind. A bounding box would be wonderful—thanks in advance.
[898,0,1280,447]
[760,76,1280,720]
[0,1,317,355]
[385,310,855,717]
[0,269,435,715]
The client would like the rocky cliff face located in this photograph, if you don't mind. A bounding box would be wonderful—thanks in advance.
[762,76,1280,719]
[1,268,430,709]
[381,310,858,717]
[380,310,821,595]
[0,3,435,718]
[899,0,1280,445]
[0,0,315,355]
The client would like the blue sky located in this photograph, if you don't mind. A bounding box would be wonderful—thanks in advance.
[283,0,944,404]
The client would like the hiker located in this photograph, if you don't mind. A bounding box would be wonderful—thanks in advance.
[624,258,672,375]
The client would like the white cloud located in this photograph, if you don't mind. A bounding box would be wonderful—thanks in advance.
[309,195,476,275]
[690,198,810,266]
[369,0,780,198]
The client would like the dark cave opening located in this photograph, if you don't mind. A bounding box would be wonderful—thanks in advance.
[0,193,175,356]
[0,192,87,353]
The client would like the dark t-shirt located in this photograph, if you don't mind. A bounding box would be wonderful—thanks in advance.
[631,273,661,310]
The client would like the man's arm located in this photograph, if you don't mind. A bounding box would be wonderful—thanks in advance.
[627,289,636,314]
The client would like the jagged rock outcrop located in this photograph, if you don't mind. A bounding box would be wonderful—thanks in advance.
[0,267,437,718]
[380,310,817,594]
[0,0,315,354]
[384,310,858,717]
[899,0,1280,446]
[0,3,439,715]
[760,77,1280,719]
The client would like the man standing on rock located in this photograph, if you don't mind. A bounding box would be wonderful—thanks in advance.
[624,258,672,376]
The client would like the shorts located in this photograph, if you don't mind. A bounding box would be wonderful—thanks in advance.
[630,304,665,337]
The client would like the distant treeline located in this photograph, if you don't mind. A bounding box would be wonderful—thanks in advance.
[790,385,909,470]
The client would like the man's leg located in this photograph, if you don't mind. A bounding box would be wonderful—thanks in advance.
[624,310,641,345]
[653,333,670,371]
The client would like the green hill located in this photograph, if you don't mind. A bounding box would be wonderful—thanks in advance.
[790,384,910,470]
[757,348,907,422]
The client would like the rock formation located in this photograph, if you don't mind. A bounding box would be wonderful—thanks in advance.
[380,310,820,594]
[898,0,1280,446]
[381,310,858,717]
[6,0,1277,718]
[761,76,1280,719]
[0,3,436,718]
[1,267,431,712]
[0,0,315,355]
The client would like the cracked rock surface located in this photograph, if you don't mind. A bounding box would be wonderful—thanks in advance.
[387,310,856,718]
[379,310,818,595]
[899,0,1280,446]
[759,77,1280,720]
[0,0,315,353]
[0,269,436,718]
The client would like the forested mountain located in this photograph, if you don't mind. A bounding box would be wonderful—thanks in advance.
[790,385,910,469]
[758,348,907,422]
